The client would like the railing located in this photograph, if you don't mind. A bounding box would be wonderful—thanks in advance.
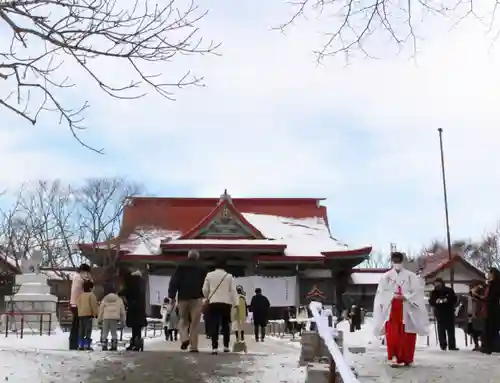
[1,312,54,338]
[309,301,360,383]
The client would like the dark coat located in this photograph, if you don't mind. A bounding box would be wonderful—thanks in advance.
[250,294,270,325]
[482,280,500,325]
[120,274,147,328]
[168,259,207,301]
[429,286,457,323]
[474,279,500,352]
[349,305,362,325]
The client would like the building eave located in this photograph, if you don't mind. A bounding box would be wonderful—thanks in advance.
[161,242,286,252]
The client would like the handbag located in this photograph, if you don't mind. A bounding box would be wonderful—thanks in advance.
[202,272,228,314]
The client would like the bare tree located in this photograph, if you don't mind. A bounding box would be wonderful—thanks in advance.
[0,177,145,282]
[0,186,37,268]
[362,251,390,268]
[278,0,482,61]
[0,0,218,152]
[19,180,81,276]
[76,177,144,273]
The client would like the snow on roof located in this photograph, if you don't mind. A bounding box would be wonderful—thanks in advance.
[242,213,351,257]
[107,213,368,258]
[123,228,182,255]
[350,272,383,285]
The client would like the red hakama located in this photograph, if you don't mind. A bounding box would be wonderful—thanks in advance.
[384,288,417,365]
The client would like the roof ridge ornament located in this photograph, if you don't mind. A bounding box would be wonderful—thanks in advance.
[219,189,232,204]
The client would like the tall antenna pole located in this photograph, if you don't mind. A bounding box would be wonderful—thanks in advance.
[438,128,454,288]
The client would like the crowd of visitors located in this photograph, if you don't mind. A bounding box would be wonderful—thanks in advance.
[68,251,273,354]
[69,263,147,352]
[425,265,500,356]
[168,250,272,354]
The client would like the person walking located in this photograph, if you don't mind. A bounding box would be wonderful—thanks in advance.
[249,288,270,342]
[429,278,458,351]
[467,282,484,351]
[203,258,238,354]
[372,252,429,367]
[120,269,147,351]
[472,267,500,355]
[348,302,362,333]
[98,286,126,351]
[76,280,99,350]
[232,285,248,342]
[168,249,207,352]
[69,263,92,350]
[161,297,180,341]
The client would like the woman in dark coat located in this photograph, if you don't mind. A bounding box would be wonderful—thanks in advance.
[472,268,500,355]
[120,269,147,351]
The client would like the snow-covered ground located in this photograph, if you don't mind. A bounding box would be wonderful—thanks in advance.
[269,319,499,383]
[0,328,164,382]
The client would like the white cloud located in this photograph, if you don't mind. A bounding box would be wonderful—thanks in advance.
[1,1,500,253]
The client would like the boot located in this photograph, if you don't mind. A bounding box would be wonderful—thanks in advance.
[110,339,118,351]
[234,331,239,341]
[101,339,108,351]
[126,337,136,351]
[78,339,85,350]
[174,330,178,341]
[240,331,244,341]
[133,336,144,351]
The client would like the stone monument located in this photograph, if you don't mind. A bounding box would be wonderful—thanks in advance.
[2,251,60,335]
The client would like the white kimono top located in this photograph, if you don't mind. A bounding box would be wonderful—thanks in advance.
[372,268,429,337]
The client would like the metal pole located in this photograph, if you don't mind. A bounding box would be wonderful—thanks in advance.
[438,128,454,288]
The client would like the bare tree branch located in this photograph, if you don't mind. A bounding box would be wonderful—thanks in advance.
[278,0,483,61]
[0,0,218,152]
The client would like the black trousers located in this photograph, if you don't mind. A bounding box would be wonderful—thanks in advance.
[131,326,142,340]
[481,317,499,353]
[437,318,456,350]
[69,306,79,350]
[208,302,231,349]
[254,325,266,340]
[350,320,361,333]
[254,320,266,340]
[204,315,211,337]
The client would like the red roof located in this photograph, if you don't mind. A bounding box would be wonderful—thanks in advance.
[79,194,371,262]
[420,250,485,280]
[120,196,329,238]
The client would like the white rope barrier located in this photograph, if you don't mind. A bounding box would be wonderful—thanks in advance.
[309,301,361,383]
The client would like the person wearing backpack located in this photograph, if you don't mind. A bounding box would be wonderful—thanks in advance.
[203,258,238,354]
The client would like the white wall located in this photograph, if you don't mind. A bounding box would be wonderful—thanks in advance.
[147,274,297,307]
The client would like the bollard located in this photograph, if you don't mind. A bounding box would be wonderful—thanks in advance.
[20,316,24,339]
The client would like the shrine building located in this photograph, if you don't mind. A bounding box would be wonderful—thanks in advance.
[77,191,372,316]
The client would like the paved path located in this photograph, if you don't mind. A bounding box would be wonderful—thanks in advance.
[352,347,500,383]
[87,337,305,383]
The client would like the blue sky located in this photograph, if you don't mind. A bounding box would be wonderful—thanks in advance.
[2,0,500,254]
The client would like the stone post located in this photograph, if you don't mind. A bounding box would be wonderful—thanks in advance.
[302,328,346,383]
